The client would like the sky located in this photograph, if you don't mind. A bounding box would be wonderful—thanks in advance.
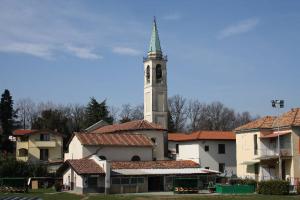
[1,0,300,117]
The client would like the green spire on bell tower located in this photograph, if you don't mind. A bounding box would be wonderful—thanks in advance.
[148,17,162,55]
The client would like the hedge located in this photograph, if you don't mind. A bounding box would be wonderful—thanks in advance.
[228,178,257,186]
[257,180,290,195]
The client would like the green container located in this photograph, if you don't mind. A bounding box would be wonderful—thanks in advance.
[216,184,255,194]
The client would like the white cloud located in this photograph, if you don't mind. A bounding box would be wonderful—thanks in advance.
[217,18,259,39]
[0,1,146,60]
[162,13,181,21]
[0,42,52,59]
[112,46,141,56]
[65,45,102,60]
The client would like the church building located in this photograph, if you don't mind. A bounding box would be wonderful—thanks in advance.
[60,19,218,194]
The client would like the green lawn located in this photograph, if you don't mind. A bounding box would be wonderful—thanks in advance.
[1,190,300,200]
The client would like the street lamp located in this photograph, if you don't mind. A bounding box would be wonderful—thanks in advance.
[271,100,284,180]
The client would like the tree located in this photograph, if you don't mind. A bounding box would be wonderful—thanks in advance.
[167,111,176,132]
[31,109,69,134]
[119,104,132,123]
[69,104,86,132]
[0,89,18,153]
[119,104,144,123]
[16,98,36,129]
[235,111,255,128]
[130,104,144,120]
[195,101,236,131]
[84,97,113,127]
[168,95,187,132]
[186,99,204,131]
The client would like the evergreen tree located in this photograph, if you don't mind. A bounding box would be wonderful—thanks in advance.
[0,89,17,153]
[85,97,113,127]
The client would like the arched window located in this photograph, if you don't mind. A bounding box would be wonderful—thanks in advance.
[131,155,141,161]
[99,155,107,160]
[151,137,156,145]
[146,66,150,83]
[156,64,162,83]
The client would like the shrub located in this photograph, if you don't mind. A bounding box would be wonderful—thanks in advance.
[241,178,257,186]
[257,180,289,195]
[228,178,257,186]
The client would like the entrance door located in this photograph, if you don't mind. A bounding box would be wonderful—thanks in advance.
[282,160,286,180]
[148,176,164,191]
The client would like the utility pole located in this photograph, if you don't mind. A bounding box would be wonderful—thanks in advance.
[271,99,284,180]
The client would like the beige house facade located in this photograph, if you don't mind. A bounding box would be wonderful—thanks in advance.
[235,108,300,185]
[13,129,63,173]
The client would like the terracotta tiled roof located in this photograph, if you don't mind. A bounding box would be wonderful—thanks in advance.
[66,159,105,175]
[13,129,38,136]
[13,129,63,136]
[111,160,200,169]
[75,132,154,147]
[234,116,275,132]
[235,108,300,132]
[274,108,300,128]
[168,131,235,142]
[91,120,166,134]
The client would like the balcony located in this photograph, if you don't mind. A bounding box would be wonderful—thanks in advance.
[17,141,28,149]
[257,148,292,160]
[35,140,56,148]
[16,156,28,162]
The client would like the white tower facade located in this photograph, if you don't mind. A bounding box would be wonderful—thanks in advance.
[144,19,168,129]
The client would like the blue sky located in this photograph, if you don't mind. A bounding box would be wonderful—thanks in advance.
[1,0,300,116]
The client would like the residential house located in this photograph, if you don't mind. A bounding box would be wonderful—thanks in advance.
[235,108,300,184]
[13,129,63,173]
[168,131,237,177]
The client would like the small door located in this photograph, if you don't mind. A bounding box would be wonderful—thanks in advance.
[148,176,164,191]
[282,160,286,180]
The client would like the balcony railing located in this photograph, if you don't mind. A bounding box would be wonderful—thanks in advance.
[143,55,168,62]
[258,148,292,159]
[35,140,56,148]
[17,141,28,149]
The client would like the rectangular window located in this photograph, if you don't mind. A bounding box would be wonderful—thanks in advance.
[254,163,259,175]
[112,178,120,185]
[205,145,209,152]
[175,144,179,154]
[218,144,225,154]
[131,178,137,185]
[137,177,144,184]
[219,163,225,173]
[40,134,50,141]
[205,167,210,169]
[254,134,258,155]
[40,149,49,161]
[121,178,130,185]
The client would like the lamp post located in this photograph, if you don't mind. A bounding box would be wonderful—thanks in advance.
[271,100,284,180]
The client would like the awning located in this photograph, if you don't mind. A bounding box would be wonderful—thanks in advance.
[112,168,220,176]
[240,160,259,165]
[260,131,290,138]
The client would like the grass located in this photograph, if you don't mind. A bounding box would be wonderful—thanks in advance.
[1,190,300,200]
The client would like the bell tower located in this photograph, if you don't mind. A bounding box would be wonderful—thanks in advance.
[144,18,168,129]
